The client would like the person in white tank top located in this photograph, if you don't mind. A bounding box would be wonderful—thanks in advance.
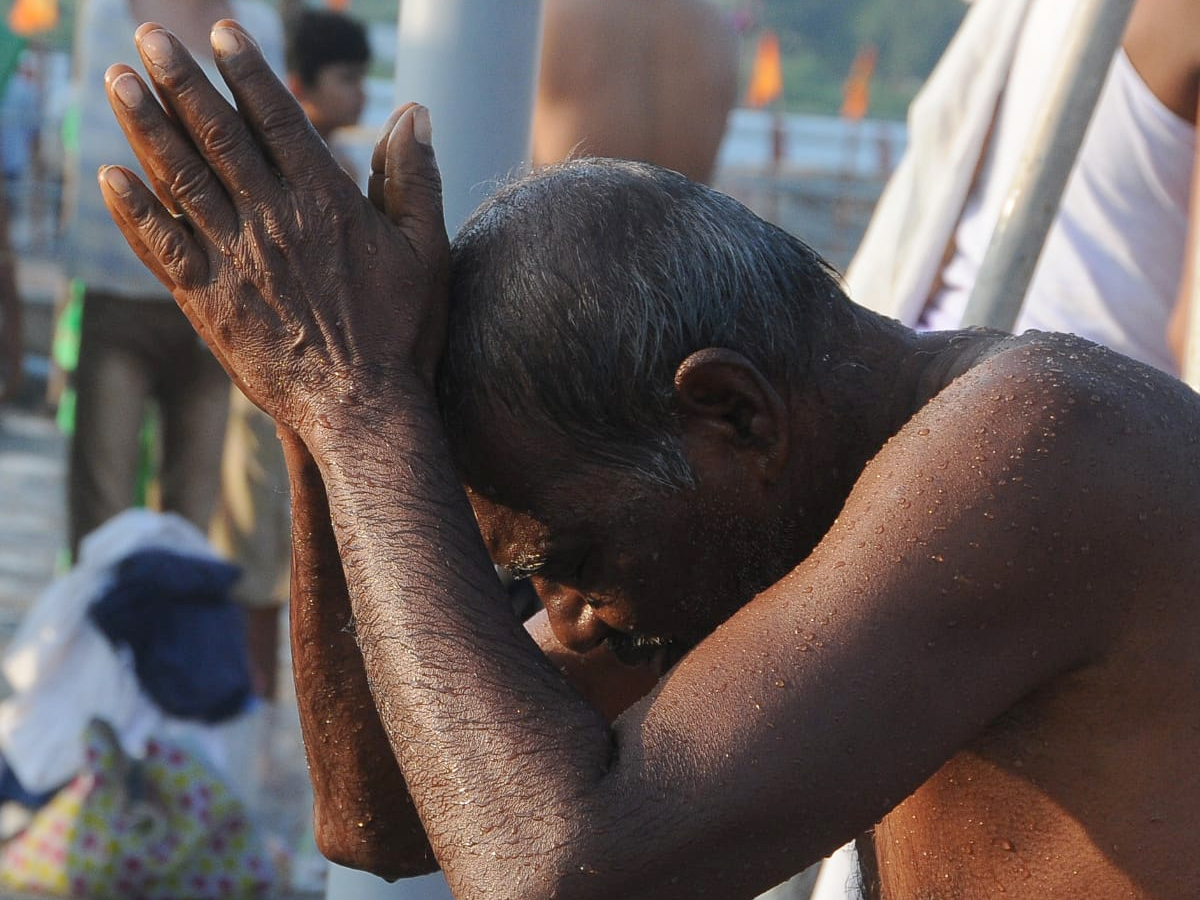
[921,0,1196,376]
[850,0,1200,382]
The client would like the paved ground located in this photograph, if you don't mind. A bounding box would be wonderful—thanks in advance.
[0,407,63,643]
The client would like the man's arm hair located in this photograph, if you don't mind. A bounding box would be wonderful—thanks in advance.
[285,423,661,874]
[301,335,1165,899]
[98,25,1183,897]
[280,428,437,879]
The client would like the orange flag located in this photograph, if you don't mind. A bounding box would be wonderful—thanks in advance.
[840,44,877,120]
[326,0,351,8]
[745,30,783,109]
[8,0,58,35]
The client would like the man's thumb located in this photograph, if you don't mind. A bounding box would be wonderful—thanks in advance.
[378,104,449,257]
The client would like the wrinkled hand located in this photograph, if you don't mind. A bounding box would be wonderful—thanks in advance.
[99,20,449,436]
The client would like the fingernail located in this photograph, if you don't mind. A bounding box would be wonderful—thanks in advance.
[140,29,172,68]
[111,72,145,108]
[100,166,132,196]
[212,26,242,56]
[413,106,433,146]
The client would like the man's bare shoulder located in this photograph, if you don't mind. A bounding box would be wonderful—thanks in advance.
[837,329,1200,635]
[916,330,1198,448]
[862,330,1200,898]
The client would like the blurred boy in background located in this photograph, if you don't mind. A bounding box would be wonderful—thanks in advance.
[285,8,371,179]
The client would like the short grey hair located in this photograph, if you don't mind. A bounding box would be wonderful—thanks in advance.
[438,158,859,488]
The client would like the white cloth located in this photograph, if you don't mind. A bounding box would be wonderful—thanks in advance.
[62,0,284,299]
[924,44,1194,374]
[0,510,230,793]
[843,0,1035,323]
[0,68,39,178]
[808,842,860,900]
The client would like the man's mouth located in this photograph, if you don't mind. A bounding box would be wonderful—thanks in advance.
[605,632,683,670]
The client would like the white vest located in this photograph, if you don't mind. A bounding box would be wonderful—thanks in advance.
[924,15,1194,376]
[848,0,1195,377]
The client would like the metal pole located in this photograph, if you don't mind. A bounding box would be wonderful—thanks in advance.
[960,0,1135,330]
[392,0,545,235]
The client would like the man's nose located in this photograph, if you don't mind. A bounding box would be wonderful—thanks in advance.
[536,582,614,654]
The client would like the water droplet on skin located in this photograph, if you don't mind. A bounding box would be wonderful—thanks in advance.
[917,427,930,436]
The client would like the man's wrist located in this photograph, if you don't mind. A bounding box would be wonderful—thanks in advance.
[300,376,442,468]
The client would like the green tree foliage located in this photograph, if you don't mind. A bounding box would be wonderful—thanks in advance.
[755,0,965,117]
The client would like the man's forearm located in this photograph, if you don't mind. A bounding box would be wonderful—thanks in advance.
[304,396,615,894]
[280,427,437,879]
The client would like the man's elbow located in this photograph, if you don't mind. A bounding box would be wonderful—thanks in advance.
[313,809,440,882]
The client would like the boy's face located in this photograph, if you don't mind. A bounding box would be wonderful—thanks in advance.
[297,62,369,135]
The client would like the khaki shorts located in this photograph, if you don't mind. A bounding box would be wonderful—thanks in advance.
[210,388,291,608]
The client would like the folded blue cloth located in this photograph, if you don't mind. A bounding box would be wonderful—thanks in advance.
[0,756,59,811]
[88,549,251,723]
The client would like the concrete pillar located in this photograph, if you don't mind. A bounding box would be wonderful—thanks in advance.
[392,0,545,235]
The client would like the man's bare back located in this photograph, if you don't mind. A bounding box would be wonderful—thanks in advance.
[532,0,737,182]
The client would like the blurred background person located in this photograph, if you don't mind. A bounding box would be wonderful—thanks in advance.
[848,0,1198,380]
[0,54,40,218]
[0,177,21,404]
[60,0,283,559]
[285,6,370,179]
[532,0,738,184]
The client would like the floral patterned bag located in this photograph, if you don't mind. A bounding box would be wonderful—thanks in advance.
[0,718,274,899]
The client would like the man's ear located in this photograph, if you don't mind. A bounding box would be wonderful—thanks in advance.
[673,348,789,483]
